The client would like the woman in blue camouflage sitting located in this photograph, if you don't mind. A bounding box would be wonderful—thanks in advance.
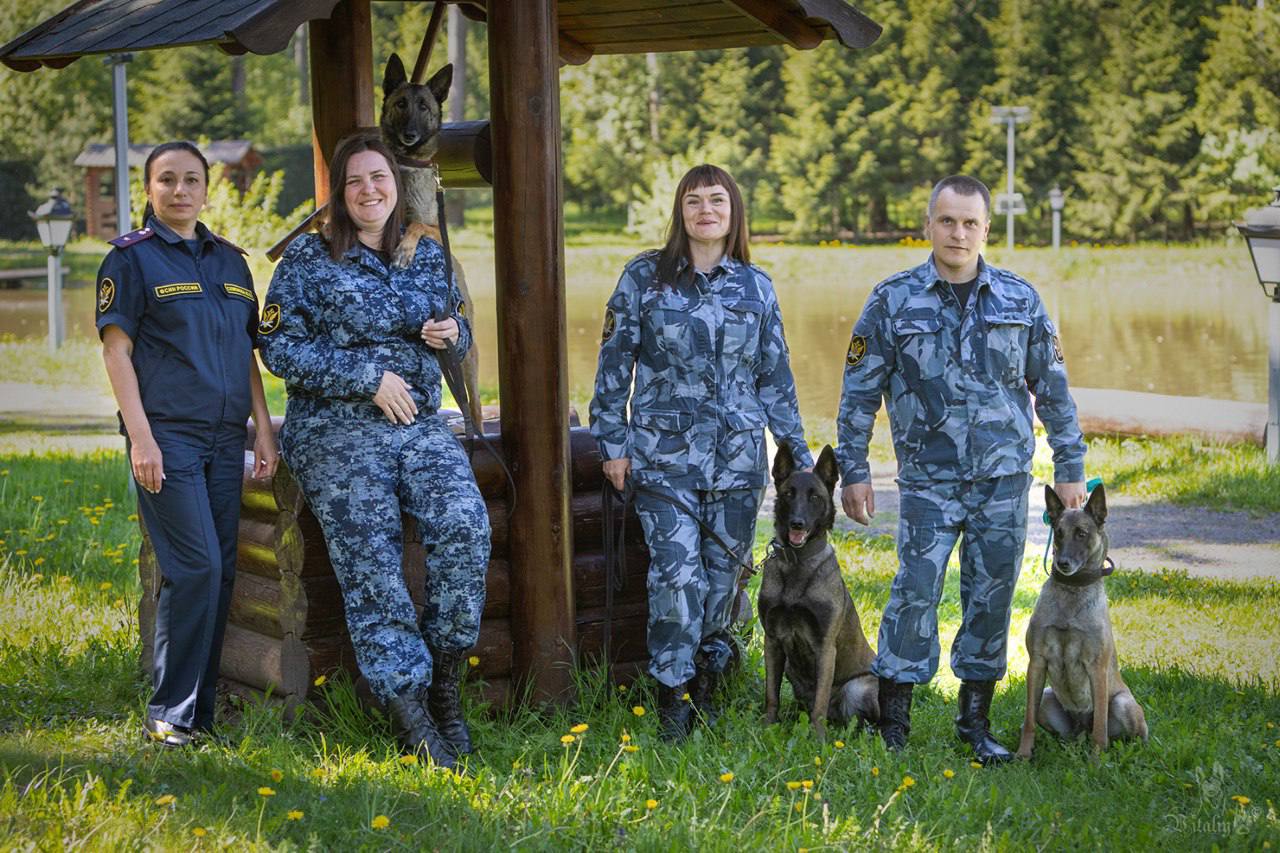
[589,164,811,741]
[258,132,488,770]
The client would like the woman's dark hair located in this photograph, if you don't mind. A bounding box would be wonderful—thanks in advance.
[140,141,209,228]
[325,132,406,261]
[655,164,750,286]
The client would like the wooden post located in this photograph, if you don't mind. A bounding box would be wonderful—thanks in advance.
[307,0,373,205]
[487,0,576,701]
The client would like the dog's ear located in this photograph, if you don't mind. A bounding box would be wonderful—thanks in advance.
[426,63,453,106]
[384,53,408,97]
[815,445,839,493]
[1044,484,1065,524]
[1084,482,1107,526]
[772,444,795,486]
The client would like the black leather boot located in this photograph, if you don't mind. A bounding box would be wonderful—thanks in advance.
[427,648,473,756]
[956,680,1014,766]
[657,682,694,742]
[689,667,720,727]
[385,685,456,770]
[878,677,914,751]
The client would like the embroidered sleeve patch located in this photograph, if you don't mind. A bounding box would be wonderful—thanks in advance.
[258,303,282,335]
[1051,334,1064,363]
[601,307,617,343]
[223,283,256,302]
[97,277,115,313]
[154,282,202,299]
[846,334,867,367]
[455,299,467,318]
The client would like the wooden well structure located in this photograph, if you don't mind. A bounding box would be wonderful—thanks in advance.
[2,0,880,708]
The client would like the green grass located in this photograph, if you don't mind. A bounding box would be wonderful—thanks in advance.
[1,450,1278,849]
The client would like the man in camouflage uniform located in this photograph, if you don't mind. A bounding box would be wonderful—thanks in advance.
[836,175,1086,764]
[259,225,488,769]
[591,248,811,740]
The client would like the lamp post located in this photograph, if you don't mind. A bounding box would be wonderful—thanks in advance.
[29,188,73,353]
[1236,187,1280,464]
[990,105,1030,250]
[1049,185,1064,250]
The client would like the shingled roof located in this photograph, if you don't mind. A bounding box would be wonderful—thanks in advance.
[1,0,880,71]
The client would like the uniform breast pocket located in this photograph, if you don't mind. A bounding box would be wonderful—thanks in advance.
[891,317,946,382]
[653,308,698,363]
[322,282,369,344]
[723,298,764,364]
[984,314,1032,385]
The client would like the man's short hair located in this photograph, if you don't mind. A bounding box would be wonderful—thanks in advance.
[928,175,991,220]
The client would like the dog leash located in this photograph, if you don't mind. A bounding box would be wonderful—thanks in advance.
[1040,477,1114,576]
[600,476,757,660]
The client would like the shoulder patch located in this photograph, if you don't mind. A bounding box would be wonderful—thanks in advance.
[108,227,154,249]
[214,233,248,256]
[223,283,256,302]
[97,277,116,314]
[1051,334,1064,363]
[258,303,281,336]
[846,334,867,367]
[455,299,467,319]
[154,282,202,299]
[601,307,617,343]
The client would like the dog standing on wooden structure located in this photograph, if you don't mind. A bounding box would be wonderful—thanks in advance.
[1017,484,1149,758]
[380,52,482,429]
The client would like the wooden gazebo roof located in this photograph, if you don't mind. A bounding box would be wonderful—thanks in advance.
[1,0,880,70]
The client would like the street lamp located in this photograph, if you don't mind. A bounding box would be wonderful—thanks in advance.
[29,187,73,352]
[1235,187,1280,464]
[1049,185,1064,251]
[990,105,1030,250]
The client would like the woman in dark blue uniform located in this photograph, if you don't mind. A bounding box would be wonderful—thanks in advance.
[96,141,278,747]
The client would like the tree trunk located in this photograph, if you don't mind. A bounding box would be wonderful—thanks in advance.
[445,5,467,228]
[294,25,310,108]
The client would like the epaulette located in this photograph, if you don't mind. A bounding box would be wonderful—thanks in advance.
[748,261,773,282]
[213,233,249,256]
[990,267,1035,292]
[625,248,661,269]
[108,227,155,248]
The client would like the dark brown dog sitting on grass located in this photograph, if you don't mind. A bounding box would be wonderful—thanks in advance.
[759,444,879,740]
[1017,484,1149,759]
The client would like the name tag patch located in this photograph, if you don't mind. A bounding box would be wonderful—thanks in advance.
[223,283,256,302]
[154,282,202,299]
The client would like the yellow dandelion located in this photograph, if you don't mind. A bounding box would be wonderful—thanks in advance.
[468,655,480,666]
[270,768,283,782]
[571,723,589,734]
[33,557,44,566]
[154,794,176,806]
[1268,722,1275,729]
[794,802,803,813]
[632,706,646,717]
[1274,739,1280,748]
[681,692,690,701]
[399,754,419,766]
[62,479,73,484]
[371,814,390,830]
[1,469,9,476]
[943,769,955,779]
[901,775,915,789]
[313,675,326,687]
[834,740,845,749]
[621,732,631,743]
[618,684,627,692]
[128,513,139,522]
[787,781,801,791]
[287,810,304,821]
[311,768,326,779]
[1232,795,1250,806]
[192,827,207,837]
[98,581,112,590]
[719,772,734,783]
[15,549,26,556]
[560,734,576,744]
[814,756,822,766]
[802,779,813,790]
[57,519,68,525]
[257,787,275,797]
[623,745,639,753]
[646,798,658,809]
[113,598,124,608]
[32,496,43,502]
[89,518,99,526]
[871,766,879,777]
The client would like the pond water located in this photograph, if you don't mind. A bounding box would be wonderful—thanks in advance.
[3,245,1265,429]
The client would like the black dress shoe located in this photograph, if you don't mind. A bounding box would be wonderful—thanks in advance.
[144,717,193,748]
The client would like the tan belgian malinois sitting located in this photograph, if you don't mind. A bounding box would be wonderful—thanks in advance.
[1017,484,1149,759]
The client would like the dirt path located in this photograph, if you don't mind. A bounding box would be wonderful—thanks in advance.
[760,460,1280,582]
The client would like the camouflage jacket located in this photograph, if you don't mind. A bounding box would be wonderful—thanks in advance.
[590,252,812,490]
[836,256,1085,486]
[258,233,470,419]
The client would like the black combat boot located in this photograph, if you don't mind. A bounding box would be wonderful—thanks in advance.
[427,647,473,756]
[955,680,1014,766]
[385,685,456,770]
[689,667,721,727]
[657,681,694,742]
[878,677,914,751]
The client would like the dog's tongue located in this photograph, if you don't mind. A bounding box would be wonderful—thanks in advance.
[788,530,807,547]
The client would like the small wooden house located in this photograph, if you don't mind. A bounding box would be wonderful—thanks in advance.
[74,140,262,238]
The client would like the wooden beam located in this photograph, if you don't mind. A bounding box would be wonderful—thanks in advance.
[307,0,373,205]
[487,0,577,703]
[721,0,822,49]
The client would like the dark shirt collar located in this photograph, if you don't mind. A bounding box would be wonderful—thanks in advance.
[146,215,214,248]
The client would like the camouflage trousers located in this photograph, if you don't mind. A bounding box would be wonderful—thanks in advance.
[873,473,1031,684]
[283,410,490,703]
[634,484,761,688]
